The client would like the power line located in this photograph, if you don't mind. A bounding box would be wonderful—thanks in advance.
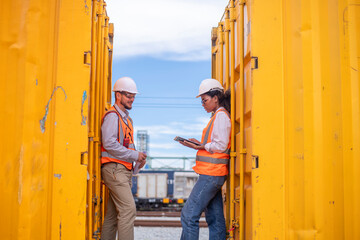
[133,102,202,109]
[133,105,201,109]
[134,103,199,106]
[136,96,195,99]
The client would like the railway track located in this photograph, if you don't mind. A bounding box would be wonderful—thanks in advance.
[136,211,181,217]
[135,211,207,227]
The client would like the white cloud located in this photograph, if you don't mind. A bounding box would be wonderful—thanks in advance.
[149,142,179,150]
[134,116,209,139]
[106,0,228,61]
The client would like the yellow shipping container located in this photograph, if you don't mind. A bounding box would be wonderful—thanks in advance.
[0,0,112,239]
[212,0,360,239]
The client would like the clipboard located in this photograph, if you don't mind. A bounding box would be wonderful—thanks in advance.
[133,161,141,175]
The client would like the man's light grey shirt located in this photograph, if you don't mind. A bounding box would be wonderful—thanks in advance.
[101,104,139,162]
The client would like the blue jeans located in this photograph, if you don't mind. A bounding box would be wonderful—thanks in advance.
[180,174,227,240]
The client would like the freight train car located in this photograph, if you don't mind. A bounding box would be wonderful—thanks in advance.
[132,170,198,211]
[1,0,112,239]
[213,0,360,240]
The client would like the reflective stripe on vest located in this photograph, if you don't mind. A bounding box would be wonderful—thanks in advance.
[195,155,229,164]
[193,108,231,176]
[101,106,135,170]
[201,117,216,145]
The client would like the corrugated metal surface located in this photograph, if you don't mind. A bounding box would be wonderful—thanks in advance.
[86,0,113,238]
[211,0,360,239]
[0,0,112,239]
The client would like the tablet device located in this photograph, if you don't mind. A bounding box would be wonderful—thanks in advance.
[174,136,201,146]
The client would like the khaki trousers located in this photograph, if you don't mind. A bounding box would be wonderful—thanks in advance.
[101,162,136,240]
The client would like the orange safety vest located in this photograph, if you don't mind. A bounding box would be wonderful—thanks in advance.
[193,108,231,176]
[101,105,136,170]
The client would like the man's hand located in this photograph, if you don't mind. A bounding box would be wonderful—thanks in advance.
[137,152,147,169]
[138,152,147,162]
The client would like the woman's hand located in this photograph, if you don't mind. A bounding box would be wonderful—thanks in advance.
[179,138,205,150]
[188,138,201,144]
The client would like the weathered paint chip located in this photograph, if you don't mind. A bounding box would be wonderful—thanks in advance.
[81,90,88,125]
[54,174,62,179]
[40,86,67,133]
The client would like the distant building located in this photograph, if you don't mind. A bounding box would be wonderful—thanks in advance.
[136,130,149,155]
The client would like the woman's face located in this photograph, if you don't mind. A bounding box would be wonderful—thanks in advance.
[201,94,219,113]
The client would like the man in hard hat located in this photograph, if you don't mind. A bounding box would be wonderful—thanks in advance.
[100,77,147,240]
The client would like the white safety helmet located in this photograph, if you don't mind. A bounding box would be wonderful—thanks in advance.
[112,77,139,94]
[196,78,224,98]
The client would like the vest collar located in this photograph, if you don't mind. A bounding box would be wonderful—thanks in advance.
[215,106,225,113]
[212,106,225,116]
[114,103,129,119]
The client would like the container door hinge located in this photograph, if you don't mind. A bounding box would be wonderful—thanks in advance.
[105,103,111,111]
[252,155,259,169]
[229,6,236,21]
[89,137,100,142]
[234,218,240,228]
[251,56,258,70]
[228,219,239,233]
[231,219,240,229]
[81,151,88,166]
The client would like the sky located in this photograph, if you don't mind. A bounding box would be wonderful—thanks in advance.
[106,0,228,169]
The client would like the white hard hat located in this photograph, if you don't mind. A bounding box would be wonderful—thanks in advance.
[196,78,224,98]
[112,77,139,94]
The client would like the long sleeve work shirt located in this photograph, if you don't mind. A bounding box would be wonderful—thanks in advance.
[101,104,139,162]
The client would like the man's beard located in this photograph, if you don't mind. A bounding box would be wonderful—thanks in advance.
[122,100,132,110]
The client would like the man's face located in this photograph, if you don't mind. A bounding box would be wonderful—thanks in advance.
[119,91,136,110]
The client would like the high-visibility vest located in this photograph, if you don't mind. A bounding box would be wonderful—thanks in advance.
[101,106,136,170]
[193,108,231,176]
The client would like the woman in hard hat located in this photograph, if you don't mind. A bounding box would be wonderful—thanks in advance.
[178,78,231,240]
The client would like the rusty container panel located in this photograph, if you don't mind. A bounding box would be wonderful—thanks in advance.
[0,0,113,239]
[0,0,91,239]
